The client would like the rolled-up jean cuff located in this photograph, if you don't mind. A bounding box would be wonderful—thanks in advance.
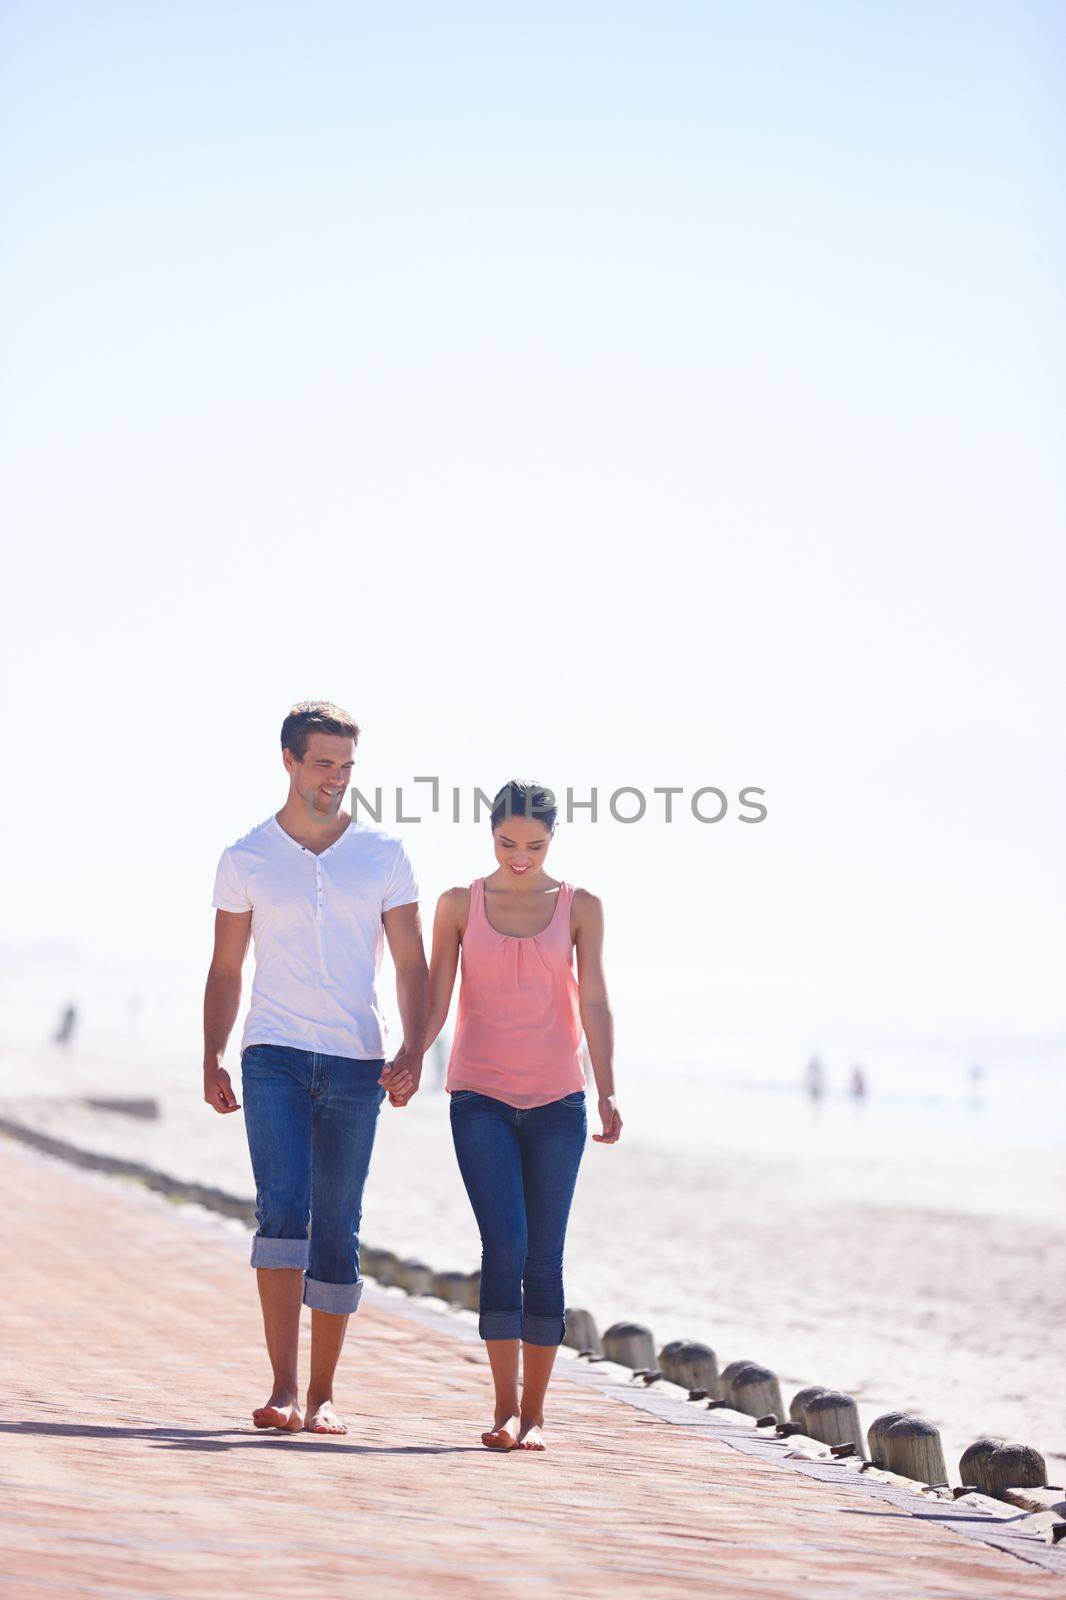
[303,1276,363,1315]
[250,1236,309,1270]
[522,1312,566,1347]
[478,1309,523,1341]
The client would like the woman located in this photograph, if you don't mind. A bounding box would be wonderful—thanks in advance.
[424,779,621,1451]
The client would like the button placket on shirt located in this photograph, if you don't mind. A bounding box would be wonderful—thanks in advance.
[297,832,340,979]
[314,858,326,972]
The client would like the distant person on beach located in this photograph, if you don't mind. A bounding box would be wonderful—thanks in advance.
[202,701,428,1437]
[419,779,621,1452]
[805,1055,825,1100]
[52,1003,77,1047]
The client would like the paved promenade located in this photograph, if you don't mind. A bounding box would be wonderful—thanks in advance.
[0,1134,1061,1600]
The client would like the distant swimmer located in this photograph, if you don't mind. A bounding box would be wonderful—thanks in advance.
[805,1055,825,1100]
[849,1064,867,1099]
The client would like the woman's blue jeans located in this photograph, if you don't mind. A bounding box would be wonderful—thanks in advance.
[449,1088,587,1347]
[241,1043,385,1315]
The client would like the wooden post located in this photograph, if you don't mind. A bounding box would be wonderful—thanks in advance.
[563,1307,602,1355]
[431,1269,469,1305]
[958,1436,1006,1488]
[360,1245,384,1278]
[601,1322,656,1369]
[459,1270,481,1312]
[790,1386,829,1427]
[720,1359,758,1395]
[802,1390,862,1450]
[968,1442,1047,1501]
[370,1250,400,1286]
[882,1416,948,1486]
[660,1341,721,1399]
[727,1362,784,1420]
[867,1411,912,1467]
[392,1258,435,1295]
[657,1340,687,1377]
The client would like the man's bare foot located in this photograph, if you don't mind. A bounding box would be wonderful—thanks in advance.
[305,1397,348,1435]
[252,1393,304,1432]
[481,1412,521,1451]
[516,1415,546,1450]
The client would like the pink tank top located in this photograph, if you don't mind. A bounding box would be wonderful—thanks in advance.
[445,876,586,1109]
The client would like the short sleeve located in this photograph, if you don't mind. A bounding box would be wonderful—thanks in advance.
[382,838,419,912]
[212,847,252,914]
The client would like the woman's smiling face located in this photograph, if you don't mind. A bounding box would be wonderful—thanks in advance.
[492,815,553,877]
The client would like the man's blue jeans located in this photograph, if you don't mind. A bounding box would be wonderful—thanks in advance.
[241,1043,386,1315]
[449,1088,587,1346]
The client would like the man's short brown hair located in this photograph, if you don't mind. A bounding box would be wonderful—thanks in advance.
[281,701,361,761]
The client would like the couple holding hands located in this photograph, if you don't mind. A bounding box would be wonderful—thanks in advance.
[203,701,620,1452]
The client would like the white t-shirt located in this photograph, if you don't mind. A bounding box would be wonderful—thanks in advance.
[212,815,420,1060]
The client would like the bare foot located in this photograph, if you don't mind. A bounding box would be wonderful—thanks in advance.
[516,1416,546,1450]
[481,1413,521,1451]
[305,1398,348,1435]
[252,1393,304,1432]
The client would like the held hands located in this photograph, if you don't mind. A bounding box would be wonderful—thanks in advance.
[204,1061,240,1114]
[593,1092,622,1144]
[380,1047,424,1109]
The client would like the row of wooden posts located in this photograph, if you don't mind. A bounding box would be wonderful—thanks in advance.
[362,1249,1049,1503]
[586,1318,1049,1502]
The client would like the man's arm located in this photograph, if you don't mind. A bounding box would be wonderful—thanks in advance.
[203,909,251,1113]
[379,900,429,1107]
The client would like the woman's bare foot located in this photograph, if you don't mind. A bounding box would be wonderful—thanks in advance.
[305,1396,348,1435]
[252,1392,304,1432]
[481,1412,521,1451]
[516,1415,546,1450]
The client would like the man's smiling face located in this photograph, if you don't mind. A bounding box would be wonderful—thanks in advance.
[285,731,355,816]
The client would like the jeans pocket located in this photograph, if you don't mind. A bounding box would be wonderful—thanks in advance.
[561,1090,586,1105]
[241,1043,299,1071]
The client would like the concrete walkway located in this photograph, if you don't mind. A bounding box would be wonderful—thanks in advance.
[0,1135,1061,1600]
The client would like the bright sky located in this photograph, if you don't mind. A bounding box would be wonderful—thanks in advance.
[2,3,1063,1070]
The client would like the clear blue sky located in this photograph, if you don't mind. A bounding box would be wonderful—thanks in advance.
[2,3,1063,1066]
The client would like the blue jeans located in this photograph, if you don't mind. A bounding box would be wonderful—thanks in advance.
[241,1043,386,1315]
[449,1089,587,1346]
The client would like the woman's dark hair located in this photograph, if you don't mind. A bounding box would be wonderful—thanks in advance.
[490,779,558,833]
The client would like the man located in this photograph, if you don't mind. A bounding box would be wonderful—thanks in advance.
[203,700,428,1435]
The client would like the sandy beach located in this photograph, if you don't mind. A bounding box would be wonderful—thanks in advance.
[5,1035,1064,1483]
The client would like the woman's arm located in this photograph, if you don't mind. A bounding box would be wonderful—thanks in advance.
[574,889,622,1144]
[425,887,467,1051]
